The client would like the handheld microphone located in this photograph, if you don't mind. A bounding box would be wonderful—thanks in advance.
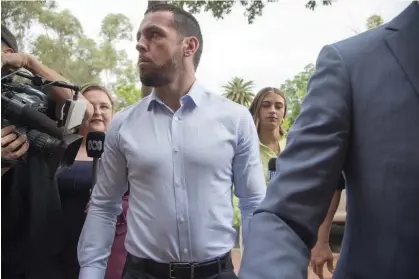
[86,131,105,188]
[267,157,277,182]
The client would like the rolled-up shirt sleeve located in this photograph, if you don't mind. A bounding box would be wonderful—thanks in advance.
[233,108,266,248]
[78,112,128,279]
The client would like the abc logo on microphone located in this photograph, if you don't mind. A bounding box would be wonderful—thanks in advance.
[88,140,103,151]
[86,131,106,158]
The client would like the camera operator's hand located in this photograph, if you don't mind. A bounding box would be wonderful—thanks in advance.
[1,53,94,121]
[1,125,29,176]
[1,52,29,70]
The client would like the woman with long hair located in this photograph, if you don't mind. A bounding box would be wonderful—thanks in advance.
[56,84,129,279]
[238,87,287,254]
[248,87,287,181]
[248,87,345,279]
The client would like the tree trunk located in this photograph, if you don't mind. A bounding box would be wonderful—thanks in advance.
[141,0,167,98]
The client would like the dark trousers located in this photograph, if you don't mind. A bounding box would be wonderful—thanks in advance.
[1,256,65,279]
[122,253,238,279]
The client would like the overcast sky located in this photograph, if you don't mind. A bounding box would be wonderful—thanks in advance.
[56,0,411,94]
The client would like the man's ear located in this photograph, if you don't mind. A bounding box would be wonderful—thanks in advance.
[183,36,199,58]
[2,47,14,54]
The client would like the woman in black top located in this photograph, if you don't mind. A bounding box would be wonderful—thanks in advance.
[56,84,129,279]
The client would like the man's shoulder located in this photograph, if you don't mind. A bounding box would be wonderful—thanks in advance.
[331,24,387,58]
[111,97,151,126]
[203,91,252,131]
[202,89,250,115]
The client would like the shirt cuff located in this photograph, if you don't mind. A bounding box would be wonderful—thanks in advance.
[79,266,106,279]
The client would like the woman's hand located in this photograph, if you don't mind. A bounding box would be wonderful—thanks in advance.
[310,242,334,279]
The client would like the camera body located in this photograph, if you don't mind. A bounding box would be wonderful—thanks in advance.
[1,74,84,177]
[2,82,49,114]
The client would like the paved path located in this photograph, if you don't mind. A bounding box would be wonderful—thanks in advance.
[231,249,339,279]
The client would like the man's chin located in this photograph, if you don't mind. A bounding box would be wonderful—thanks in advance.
[140,75,157,87]
[140,74,171,88]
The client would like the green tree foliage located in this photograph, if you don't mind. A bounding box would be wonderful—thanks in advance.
[280,63,315,129]
[280,14,385,130]
[222,77,255,107]
[172,1,264,25]
[172,0,333,25]
[114,84,142,111]
[232,194,241,227]
[1,1,141,111]
[1,0,57,52]
[366,14,384,30]
[305,0,332,10]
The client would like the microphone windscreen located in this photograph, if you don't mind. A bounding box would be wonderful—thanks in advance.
[268,157,277,172]
[86,131,106,158]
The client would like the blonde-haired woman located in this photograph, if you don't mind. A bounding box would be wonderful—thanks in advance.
[248,87,287,181]
[245,87,345,279]
[237,87,287,255]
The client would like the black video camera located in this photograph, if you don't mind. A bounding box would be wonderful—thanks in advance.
[1,71,86,177]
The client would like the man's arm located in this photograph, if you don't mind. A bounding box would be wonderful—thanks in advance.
[233,108,266,248]
[77,113,128,279]
[239,44,351,279]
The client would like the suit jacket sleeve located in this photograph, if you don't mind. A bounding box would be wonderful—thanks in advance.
[239,44,352,279]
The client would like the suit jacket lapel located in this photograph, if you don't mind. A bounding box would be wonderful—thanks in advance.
[385,2,419,95]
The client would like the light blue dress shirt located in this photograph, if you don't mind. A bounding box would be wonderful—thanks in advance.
[77,81,266,279]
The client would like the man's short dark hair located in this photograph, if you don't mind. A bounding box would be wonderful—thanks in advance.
[145,3,203,70]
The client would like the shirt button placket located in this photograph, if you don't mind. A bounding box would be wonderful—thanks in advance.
[171,114,190,261]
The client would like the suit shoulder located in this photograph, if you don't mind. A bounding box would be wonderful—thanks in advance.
[331,24,388,59]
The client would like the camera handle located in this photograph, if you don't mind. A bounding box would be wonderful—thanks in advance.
[1,157,22,168]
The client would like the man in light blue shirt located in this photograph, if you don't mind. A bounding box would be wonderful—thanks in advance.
[77,4,266,279]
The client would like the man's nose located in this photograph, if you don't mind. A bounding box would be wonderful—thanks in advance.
[136,37,148,53]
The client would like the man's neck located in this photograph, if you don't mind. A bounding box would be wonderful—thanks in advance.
[155,72,196,112]
[259,128,281,154]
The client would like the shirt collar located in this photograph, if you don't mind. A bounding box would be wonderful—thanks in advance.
[259,141,281,156]
[147,80,205,111]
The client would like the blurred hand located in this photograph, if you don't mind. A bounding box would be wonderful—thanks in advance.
[1,125,29,160]
[311,242,334,279]
[1,52,29,70]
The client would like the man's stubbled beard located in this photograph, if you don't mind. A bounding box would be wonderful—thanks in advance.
[139,52,180,88]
